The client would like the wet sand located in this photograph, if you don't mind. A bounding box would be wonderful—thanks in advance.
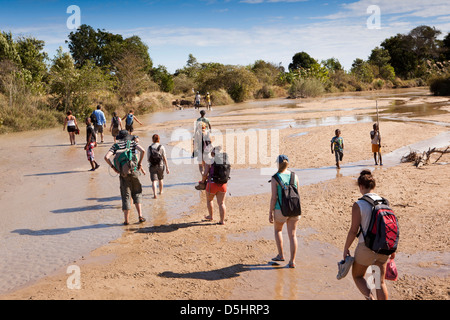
[0,88,449,300]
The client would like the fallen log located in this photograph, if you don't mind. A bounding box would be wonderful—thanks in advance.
[401,146,450,167]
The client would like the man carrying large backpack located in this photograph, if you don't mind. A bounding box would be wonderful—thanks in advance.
[104,130,146,225]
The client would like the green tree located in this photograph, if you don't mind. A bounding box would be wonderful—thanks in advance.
[321,58,343,73]
[152,65,174,93]
[351,58,374,83]
[289,52,316,72]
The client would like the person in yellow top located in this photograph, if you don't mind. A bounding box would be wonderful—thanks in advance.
[205,92,212,110]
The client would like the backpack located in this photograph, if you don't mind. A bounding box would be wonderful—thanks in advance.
[112,116,119,128]
[126,114,134,126]
[358,195,399,256]
[272,172,302,217]
[90,112,98,126]
[113,140,138,177]
[149,145,163,166]
[211,152,231,184]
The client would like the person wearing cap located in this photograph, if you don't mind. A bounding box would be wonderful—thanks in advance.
[194,91,201,109]
[104,130,146,225]
[269,155,300,268]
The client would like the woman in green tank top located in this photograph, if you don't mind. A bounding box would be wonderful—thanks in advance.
[269,155,300,268]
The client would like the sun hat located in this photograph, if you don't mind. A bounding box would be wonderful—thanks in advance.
[116,130,132,141]
[337,255,354,280]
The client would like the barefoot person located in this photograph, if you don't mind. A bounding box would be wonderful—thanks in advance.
[269,155,301,268]
[343,170,396,300]
[148,134,170,199]
[104,130,146,225]
[199,146,230,225]
[331,129,344,169]
[64,111,79,145]
[371,123,383,166]
[85,118,99,171]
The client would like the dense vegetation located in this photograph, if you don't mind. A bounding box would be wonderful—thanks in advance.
[0,24,449,133]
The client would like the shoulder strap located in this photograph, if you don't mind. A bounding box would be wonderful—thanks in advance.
[289,172,295,186]
[272,174,283,188]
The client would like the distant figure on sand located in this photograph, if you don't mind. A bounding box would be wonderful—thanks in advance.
[194,92,201,109]
[123,110,143,134]
[199,146,230,225]
[343,170,395,300]
[371,123,383,166]
[64,111,79,145]
[110,112,123,143]
[148,134,170,199]
[92,105,107,143]
[85,118,99,171]
[104,130,146,225]
[269,155,301,268]
[331,129,344,169]
[205,92,212,110]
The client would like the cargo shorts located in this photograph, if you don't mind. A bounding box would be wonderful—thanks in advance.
[119,174,143,210]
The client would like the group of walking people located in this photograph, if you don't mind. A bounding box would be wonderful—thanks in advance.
[64,104,397,300]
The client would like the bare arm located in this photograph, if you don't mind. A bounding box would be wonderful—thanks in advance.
[343,202,361,259]
[269,177,278,224]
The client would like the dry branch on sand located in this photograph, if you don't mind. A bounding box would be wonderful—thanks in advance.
[401,146,450,167]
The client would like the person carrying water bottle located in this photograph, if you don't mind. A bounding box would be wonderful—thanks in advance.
[123,109,143,134]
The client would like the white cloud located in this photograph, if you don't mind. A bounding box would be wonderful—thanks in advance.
[323,0,450,20]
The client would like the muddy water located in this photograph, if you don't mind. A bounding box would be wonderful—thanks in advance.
[0,88,448,296]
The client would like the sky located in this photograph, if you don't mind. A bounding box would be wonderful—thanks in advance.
[1,0,450,72]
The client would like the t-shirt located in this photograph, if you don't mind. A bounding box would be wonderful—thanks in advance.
[148,143,166,166]
[196,117,210,128]
[86,125,96,143]
[93,110,106,126]
[371,131,380,145]
[109,139,138,155]
[274,172,298,211]
[331,136,344,152]
[356,193,383,243]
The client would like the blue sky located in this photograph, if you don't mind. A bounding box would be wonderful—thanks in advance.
[1,0,450,72]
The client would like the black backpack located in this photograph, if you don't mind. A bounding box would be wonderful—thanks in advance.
[90,112,98,126]
[149,145,163,166]
[211,152,231,184]
[112,116,119,128]
[358,195,399,256]
[273,172,301,217]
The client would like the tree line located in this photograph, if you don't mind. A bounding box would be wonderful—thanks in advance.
[0,24,449,133]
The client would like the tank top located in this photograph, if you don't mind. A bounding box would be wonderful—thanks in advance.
[356,193,383,243]
[67,116,75,127]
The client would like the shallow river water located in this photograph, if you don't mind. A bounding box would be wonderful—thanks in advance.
[0,88,448,296]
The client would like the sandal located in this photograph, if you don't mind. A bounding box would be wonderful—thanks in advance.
[139,217,146,223]
[272,255,285,262]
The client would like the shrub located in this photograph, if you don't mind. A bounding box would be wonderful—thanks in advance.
[288,78,324,98]
[429,76,450,96]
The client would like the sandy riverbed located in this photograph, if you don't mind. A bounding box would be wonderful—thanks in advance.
[1,89,449,300]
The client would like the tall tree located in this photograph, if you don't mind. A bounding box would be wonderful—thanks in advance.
[289,52,316,71]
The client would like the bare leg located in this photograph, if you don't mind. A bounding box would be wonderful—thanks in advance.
[216,191,226,224]
[286,219,299,267]
[152,181,157,198]
[274,221,285,261]
[205,192,215,220]
[352,262,375,300]
[159,180,164,195]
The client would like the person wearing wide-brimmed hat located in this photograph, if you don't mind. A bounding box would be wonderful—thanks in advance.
[104,130,146,225]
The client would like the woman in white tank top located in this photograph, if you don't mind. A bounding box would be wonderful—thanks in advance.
[343,170,395,300]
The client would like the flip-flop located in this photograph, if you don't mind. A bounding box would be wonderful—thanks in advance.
[272,256,285,262]
[204,216,213,221]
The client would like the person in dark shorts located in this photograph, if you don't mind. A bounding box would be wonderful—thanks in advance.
[123,110,143,134]
[64,111,79,145]
[104,130,146,225]
[148,134,170,199]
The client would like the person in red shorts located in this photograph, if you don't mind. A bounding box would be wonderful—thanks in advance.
[199,146,229,225]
